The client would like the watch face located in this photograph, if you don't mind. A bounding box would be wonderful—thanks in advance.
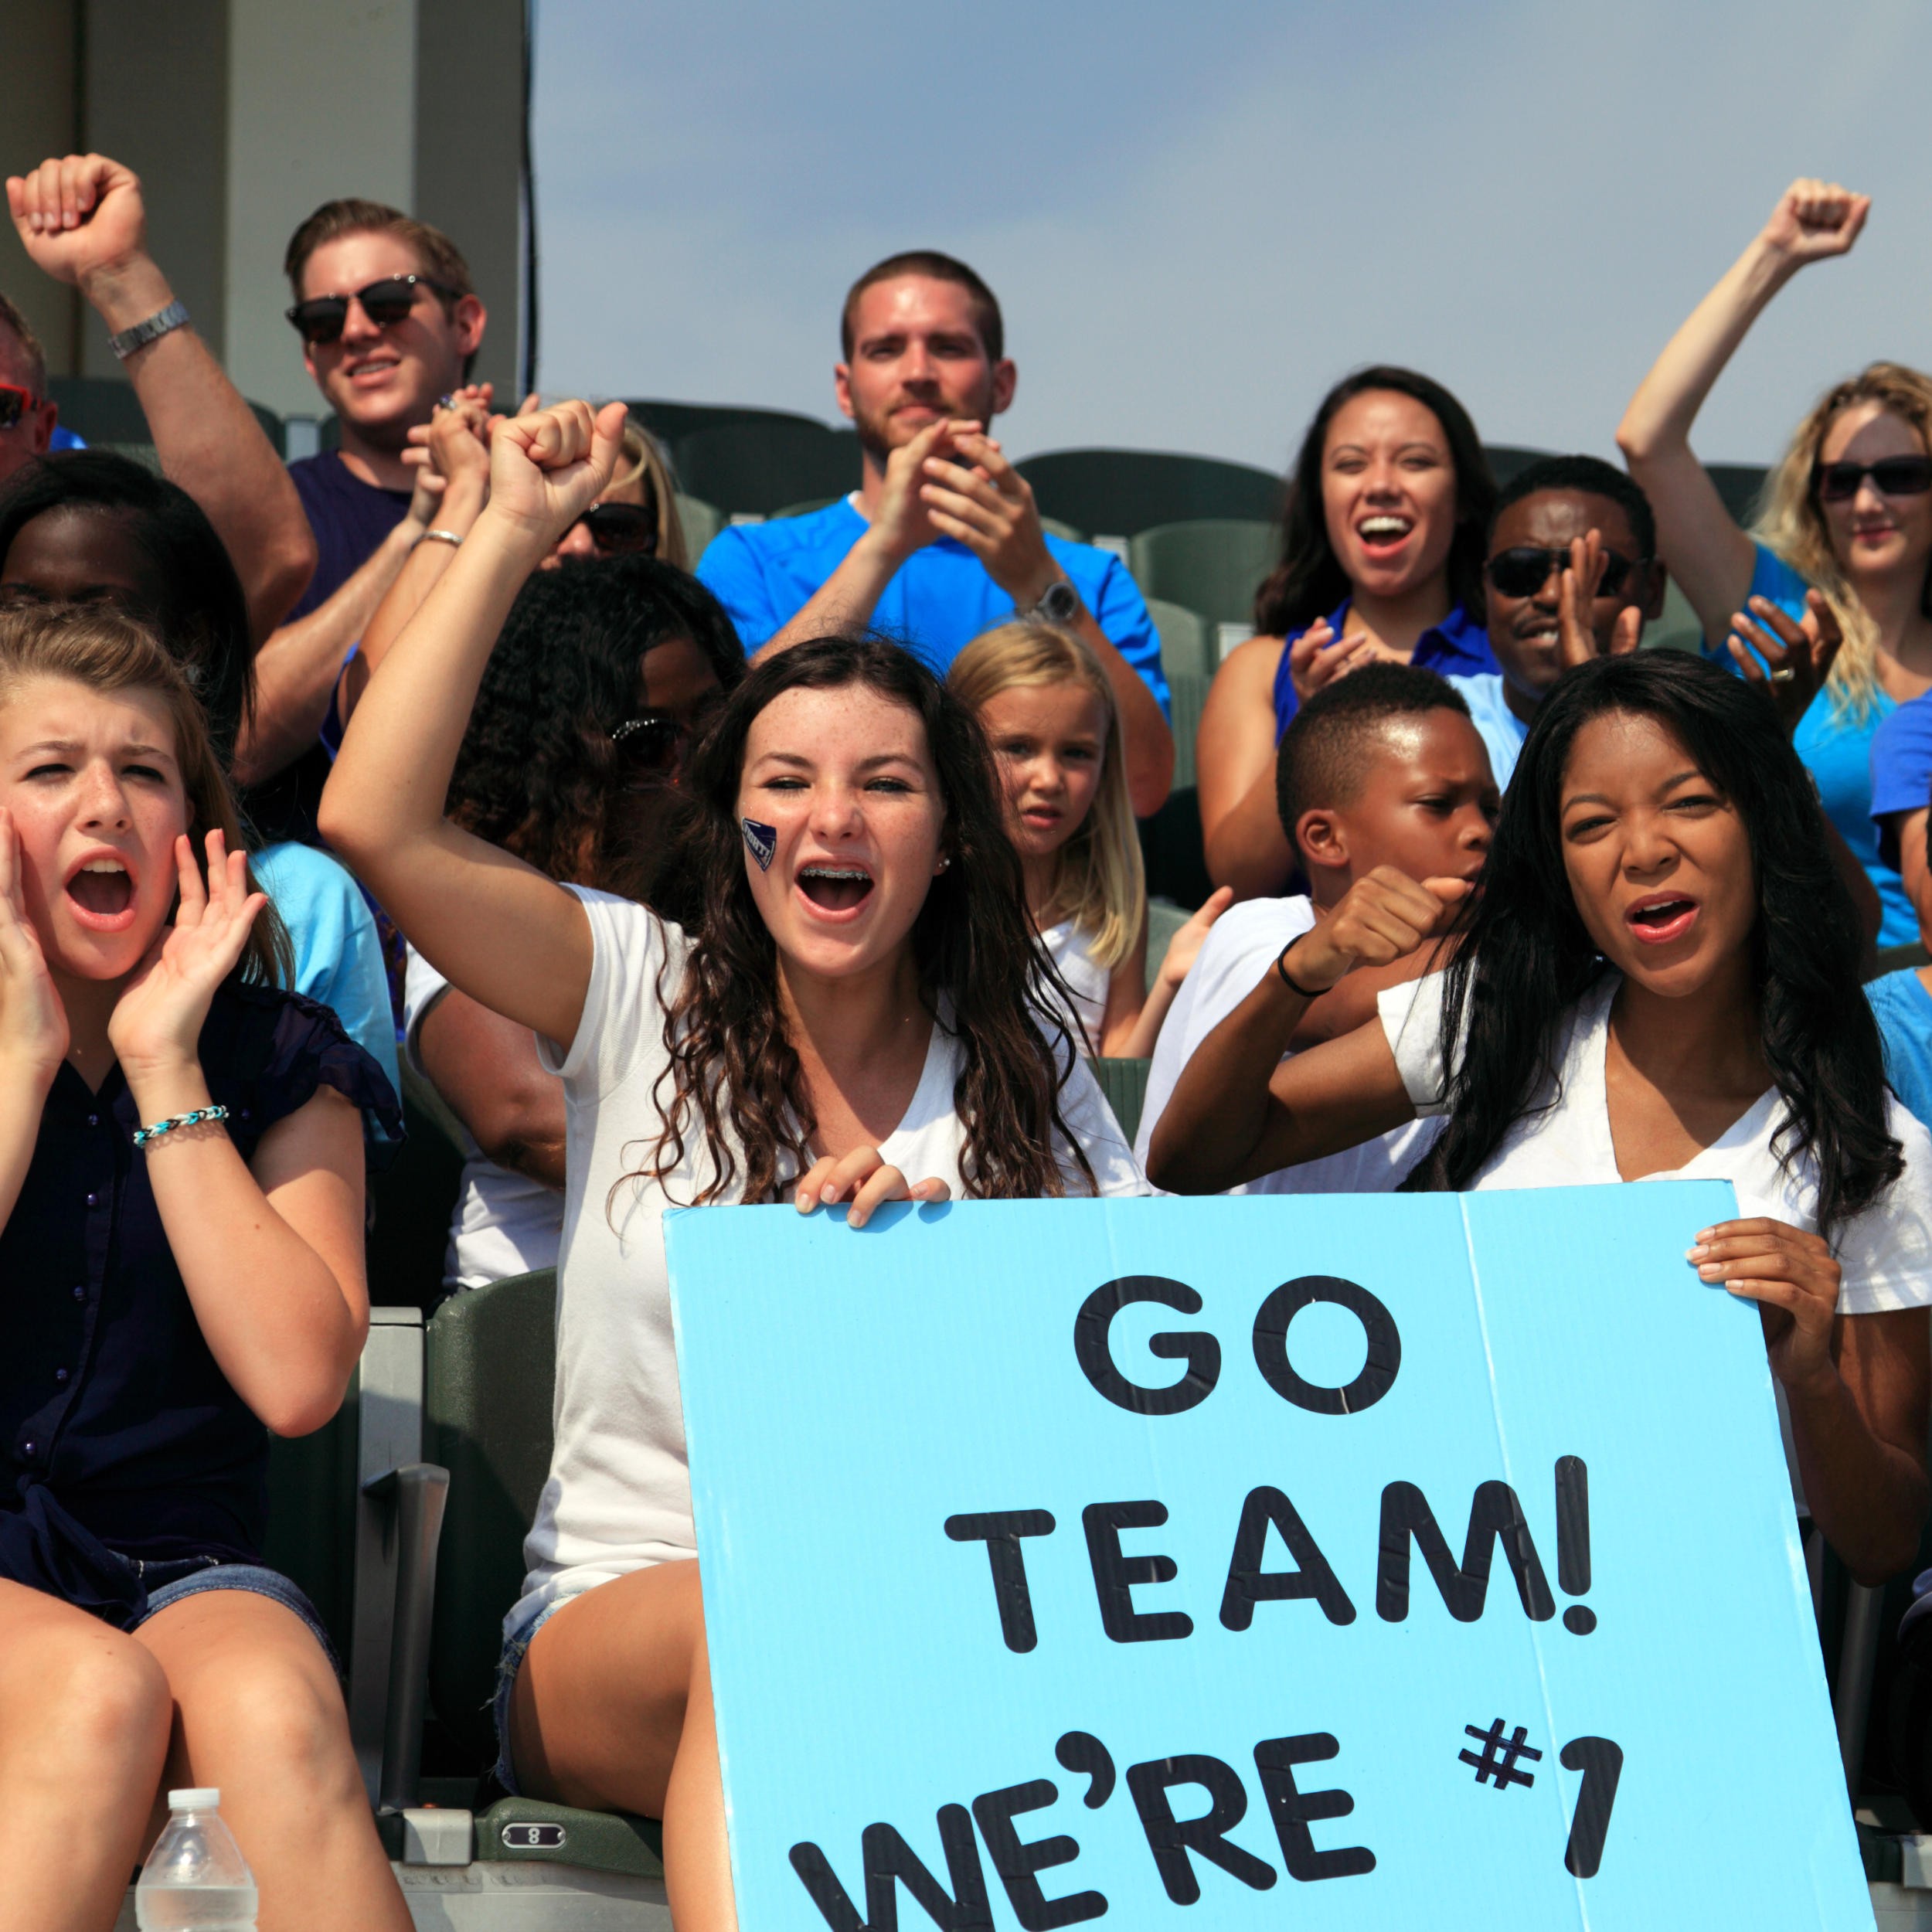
[1040,580,1080,623]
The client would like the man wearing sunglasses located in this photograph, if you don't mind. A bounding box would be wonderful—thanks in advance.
[1447,455,1665,787]
[241,199,486,816]
[2,152,316,645]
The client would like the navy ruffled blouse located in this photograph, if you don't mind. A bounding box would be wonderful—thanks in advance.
[0,984,402,1628]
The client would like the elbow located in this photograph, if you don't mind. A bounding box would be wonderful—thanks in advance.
[1128,725,1175,818]
[261,1372,354,1440]
[315,780,375,869]
[1614,408,1668,472]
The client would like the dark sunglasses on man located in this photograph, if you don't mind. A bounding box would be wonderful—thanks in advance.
[1485,545,1647,600]
[1812,456,1932,503]
[564,502,658,558]
[284,274,460,346]
[0,382,44,431]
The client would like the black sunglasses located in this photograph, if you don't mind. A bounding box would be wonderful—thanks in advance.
[612,712,679,781]
[1485,546,1645,600]
[284,274,460,345]
[566,502,658,557]
[0,381,42,431]
[1813,456,1932,502]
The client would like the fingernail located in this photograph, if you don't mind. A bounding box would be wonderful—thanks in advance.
[795,1190,811,1210]
[1698,1264,1722,1280]
[1685,1243,1707,1260]
[821,1184,838,1202]
[1694,1229,1714,1241]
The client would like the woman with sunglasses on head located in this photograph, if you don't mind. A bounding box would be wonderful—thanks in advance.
[404,553,740,1296]
[1196,366,1499,900]
[1619,177,1930,946]
[1153,650,1932,1586]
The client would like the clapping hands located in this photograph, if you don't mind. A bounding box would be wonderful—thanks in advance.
[0,809,69,1088]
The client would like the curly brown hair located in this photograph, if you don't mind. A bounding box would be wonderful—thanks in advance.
[634,636,1098,1206]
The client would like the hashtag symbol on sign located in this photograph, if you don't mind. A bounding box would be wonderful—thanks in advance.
[1461,1719,1543,1791]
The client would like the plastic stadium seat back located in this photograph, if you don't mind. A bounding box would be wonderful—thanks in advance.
[366,1063,466,1315]
[1481,445,1553,489]
[672,422,862,519]
[1017,449,1281,538]
[1145,900,1191,992]
[675,494,728,563]
[1164,670,1209,792]
[261,1366,362,1661]
[1130,521,1278,630]
[1144,598,1213,684]
[625,400,828,446]
[49,377,284,455]
[769,497,841,522]
[1706,464,1770,527]
[426,1270,559,1765]
[1646,574,1706,656]
[1085,1057,1151,1147]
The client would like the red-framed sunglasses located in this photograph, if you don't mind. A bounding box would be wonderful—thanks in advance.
[0,383,44,431]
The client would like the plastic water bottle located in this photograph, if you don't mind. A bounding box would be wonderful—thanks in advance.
[135,1789,257,1930]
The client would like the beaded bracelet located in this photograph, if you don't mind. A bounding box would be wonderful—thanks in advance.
[133,1104,230,1148]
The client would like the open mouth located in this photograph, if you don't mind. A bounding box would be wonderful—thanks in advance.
[65,856,135,927]
[1626,894,1699,946]
[1356,514,1413,555]
[798,863,875,913]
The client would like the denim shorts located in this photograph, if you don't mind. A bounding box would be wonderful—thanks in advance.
[129,1555,341,1677]
[492,1595,577,1797]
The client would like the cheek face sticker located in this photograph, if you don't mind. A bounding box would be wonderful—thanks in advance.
[741,818,777,872]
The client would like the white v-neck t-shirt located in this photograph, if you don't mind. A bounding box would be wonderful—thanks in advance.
[1378,971,1932,1315]
[509,888,1145,1638]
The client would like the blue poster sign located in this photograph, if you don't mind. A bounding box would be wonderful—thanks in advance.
[665,1184,1869,1930]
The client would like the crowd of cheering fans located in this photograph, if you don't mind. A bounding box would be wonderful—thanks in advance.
[0,151,1930,1930]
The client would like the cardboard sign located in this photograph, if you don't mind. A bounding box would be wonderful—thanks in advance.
[665,1185,1869,1930]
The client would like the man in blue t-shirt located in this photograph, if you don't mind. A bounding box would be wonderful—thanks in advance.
[697,250,1174,815]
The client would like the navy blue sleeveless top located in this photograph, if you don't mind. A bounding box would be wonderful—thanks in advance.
[0,984,402,1628]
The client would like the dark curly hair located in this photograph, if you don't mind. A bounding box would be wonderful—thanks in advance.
[445,554,744,886]
[1253,365,1495,637]
[1402,652,1901,1240]
[634,635,1098,1206]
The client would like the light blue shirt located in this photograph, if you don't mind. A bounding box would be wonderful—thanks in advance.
[253,841,401,1112]
[1447,672,1529,790]
[1869,968,1932,1131]
[696,496,1169,713]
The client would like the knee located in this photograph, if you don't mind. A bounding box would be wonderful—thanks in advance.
[192,1651,353,1796]
[34,1627,171,1772]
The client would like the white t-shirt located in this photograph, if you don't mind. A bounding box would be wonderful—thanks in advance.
[1134,895,1441,1193]
[1379,970,1932,1315]
[1039,917,1111,1054]
[1447,672,1529,790]
[403,945,563,1292]
[509,888,1147,1638]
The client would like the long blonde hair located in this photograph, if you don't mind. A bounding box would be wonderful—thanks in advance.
[0,604,291,986]
[616,420,690,570]
[949,620,1145,971]
[1754,359,1932,721]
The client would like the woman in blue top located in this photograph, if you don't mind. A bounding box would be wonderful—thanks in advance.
[1197,366,1498,899]
[1619,177,1932,947]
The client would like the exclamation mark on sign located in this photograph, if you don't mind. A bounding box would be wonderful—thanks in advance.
[1556,1456,1595,1634]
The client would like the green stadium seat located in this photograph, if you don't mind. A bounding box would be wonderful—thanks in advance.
[1481,444,1553,489]
[769,496,839,521]
[1145,597,1212,683]
[671,422,861,519]
[1146,899,1190,988]
[674,493,727,563]
[1130,519,1277,631]
[1165,670,1209,791]
[625,400,826,446]
[49,376,284,456]
[1646,573,1706,655]
[1084,1057,1151,1145]
[1017,448,1280,537]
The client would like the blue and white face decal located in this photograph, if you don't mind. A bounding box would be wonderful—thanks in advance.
[741,818,777,871]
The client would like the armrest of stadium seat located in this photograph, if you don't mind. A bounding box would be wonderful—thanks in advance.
[362,1461,451,1815]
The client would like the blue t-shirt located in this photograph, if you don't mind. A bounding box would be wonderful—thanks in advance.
[1447,672,1529,790]
[1712,544,1913,947]
[253,840,402,1113]
[696,498,1169,713]
[1869,689,1932,872]
[1869,968,1932,1131]
[1270,600,1496,740]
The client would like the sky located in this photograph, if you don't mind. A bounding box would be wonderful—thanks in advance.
[531,0,1932,478]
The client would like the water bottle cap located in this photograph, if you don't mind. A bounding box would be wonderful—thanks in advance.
[167,1787,220,1811]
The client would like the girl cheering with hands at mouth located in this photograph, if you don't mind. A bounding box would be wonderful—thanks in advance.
[319,399,1140,1932]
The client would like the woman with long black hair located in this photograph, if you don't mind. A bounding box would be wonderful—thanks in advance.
[1151,651,1931,1583]
[1196,365,1499,899]
[318,400,1140,1932]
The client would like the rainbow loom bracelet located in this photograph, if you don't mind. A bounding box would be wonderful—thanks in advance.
[132,1104,230,1148]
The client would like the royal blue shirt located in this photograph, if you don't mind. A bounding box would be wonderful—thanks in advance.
[1712,545,1913,947]
[1870,690,1932,869]
[0,985,401,1628]
[1270,600,1495,740]
[696,498,1170,713]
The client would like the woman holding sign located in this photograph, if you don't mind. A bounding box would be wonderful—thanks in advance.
[1150,651,1932,1585]
[318,400,1141,1931]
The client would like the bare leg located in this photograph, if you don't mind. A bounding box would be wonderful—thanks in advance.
[513,1558,736,1930]
[134,1590,411,1932]
[0,1579,172,1932]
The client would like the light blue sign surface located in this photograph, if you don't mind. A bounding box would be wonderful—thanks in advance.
[665,1185,1869,1930]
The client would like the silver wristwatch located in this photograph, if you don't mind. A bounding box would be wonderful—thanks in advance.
[107,298,190,362]
[1022,578,1080,625]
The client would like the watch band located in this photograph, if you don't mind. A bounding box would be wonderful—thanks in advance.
[1022,578,1080,624]
[107,298,190,362]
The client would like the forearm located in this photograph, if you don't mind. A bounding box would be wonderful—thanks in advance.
[1075,609,1173,815]
[82,254,317,641]
[1618,236,1796,462]
[237,519,423,784]
[1787,1365,1930,1583]
[760,532,905,656]
[134,1068,361,1436]
[1204,770,1298,900]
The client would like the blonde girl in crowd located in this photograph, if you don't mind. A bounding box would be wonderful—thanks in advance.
[318,400,1142,1932]
[950,618,1230,1056]
[0,607,406,1931]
